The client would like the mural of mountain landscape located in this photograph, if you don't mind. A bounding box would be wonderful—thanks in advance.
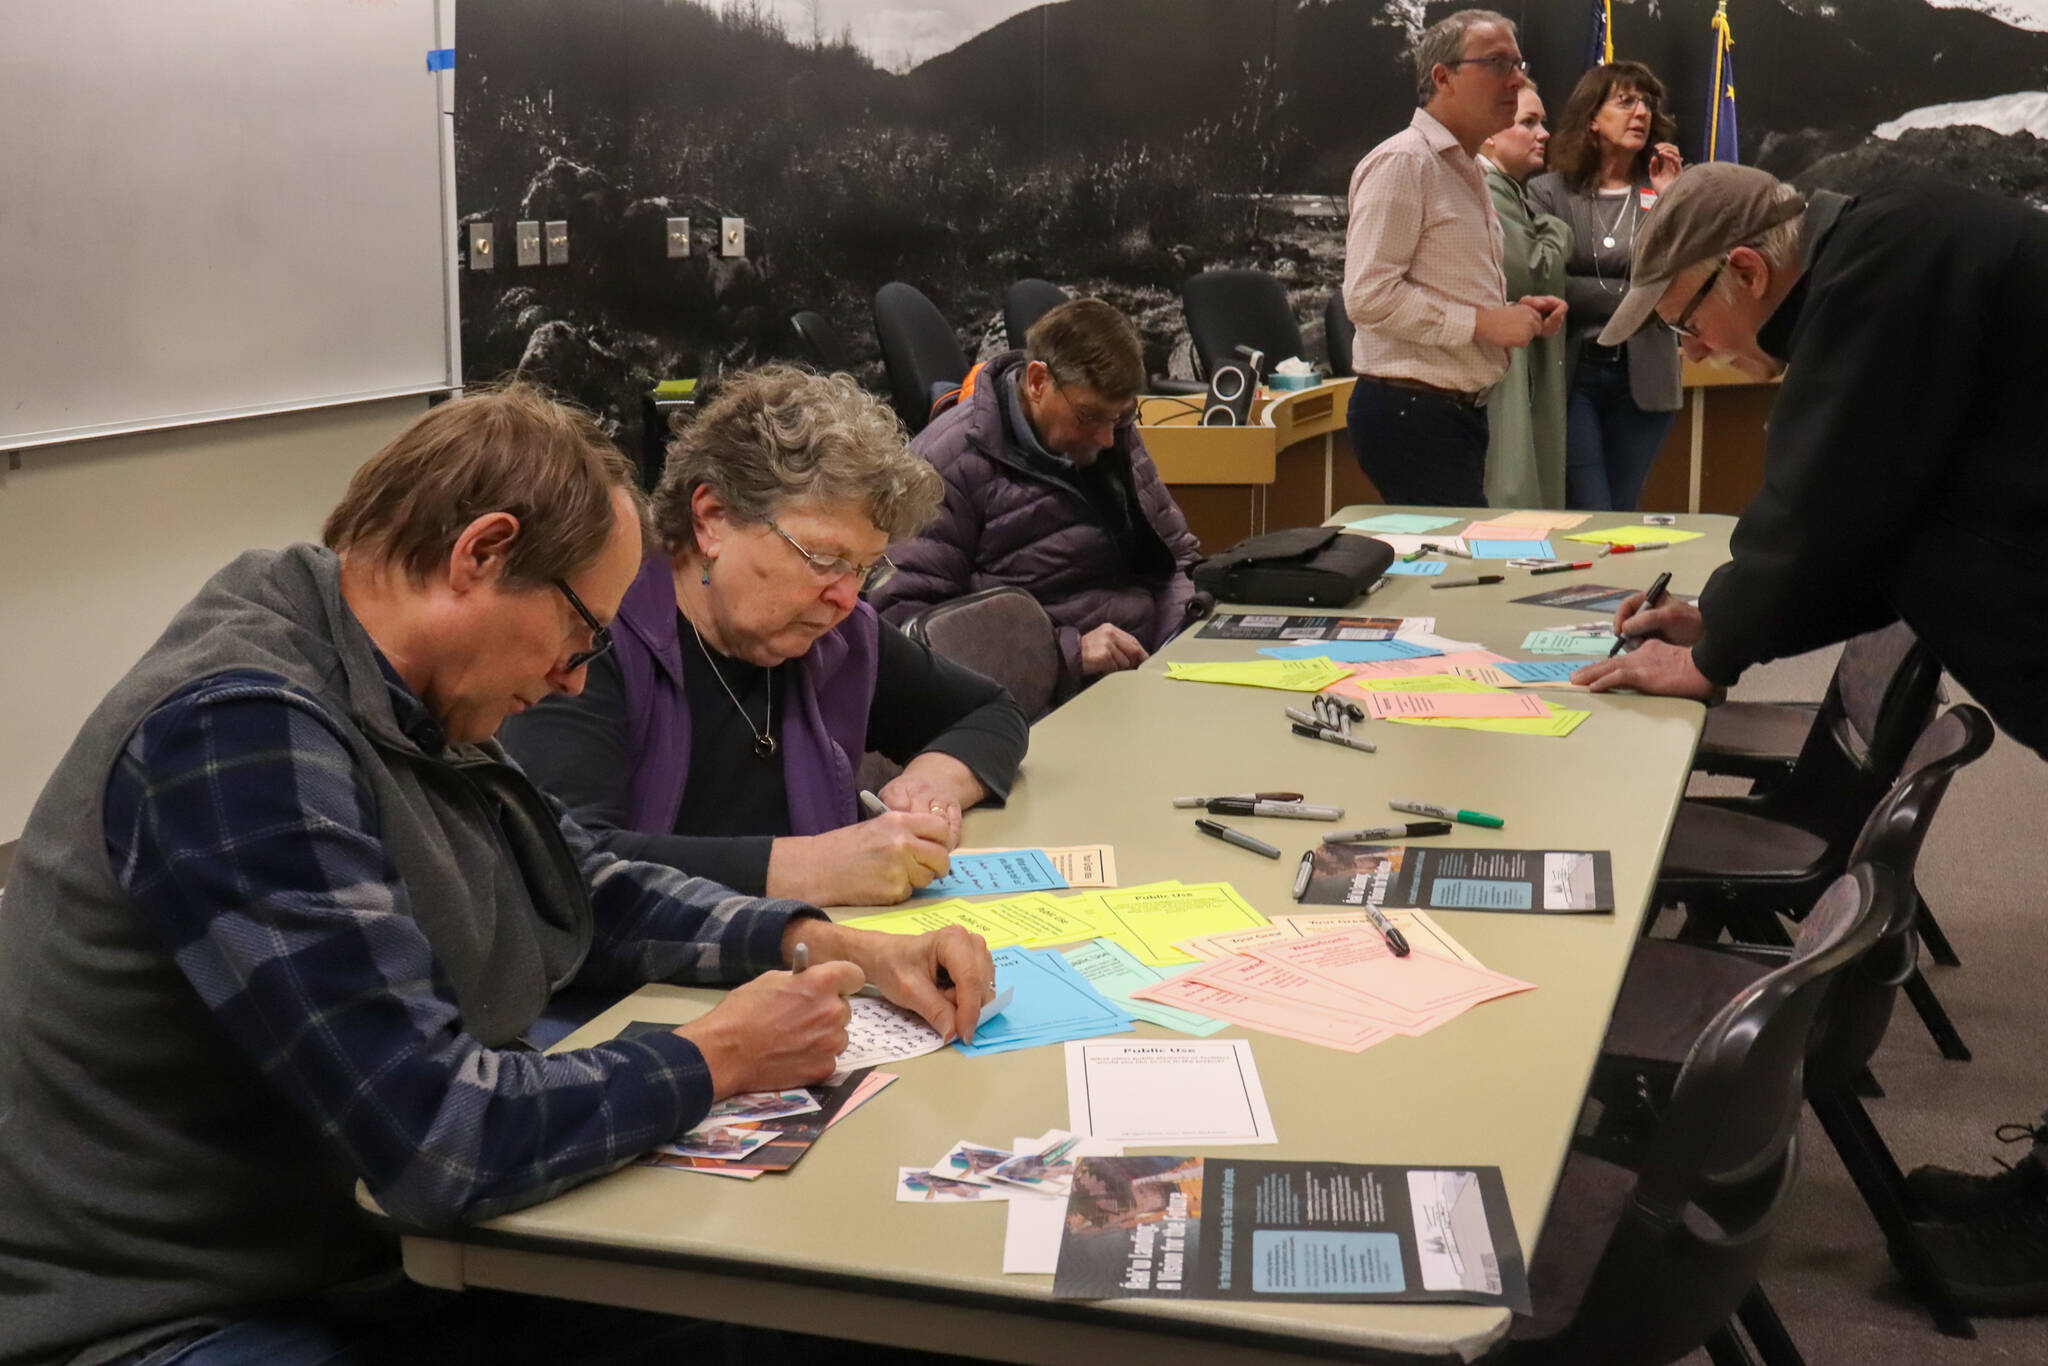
[454,0,2048,452]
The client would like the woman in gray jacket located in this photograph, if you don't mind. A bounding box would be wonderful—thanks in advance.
[1528,61,1685,511]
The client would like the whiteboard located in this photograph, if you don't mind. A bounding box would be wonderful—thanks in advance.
[0,0,459,450]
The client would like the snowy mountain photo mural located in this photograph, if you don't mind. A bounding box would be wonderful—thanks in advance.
[454,0,2048,445]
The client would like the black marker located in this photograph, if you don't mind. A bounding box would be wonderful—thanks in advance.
[1608,570,1673,658]
[1194,818,1282,859]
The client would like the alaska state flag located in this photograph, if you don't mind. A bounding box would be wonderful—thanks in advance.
[1707,1,1740,162]
[1588,0,1614,67]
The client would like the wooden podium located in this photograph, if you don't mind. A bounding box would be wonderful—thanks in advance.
[1137,379,1379,553]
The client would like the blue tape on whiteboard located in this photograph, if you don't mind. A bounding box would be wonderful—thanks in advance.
[426,49,456,71]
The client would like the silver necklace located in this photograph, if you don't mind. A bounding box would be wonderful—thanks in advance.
[688,617,776,760]
[1595,187,1638,250]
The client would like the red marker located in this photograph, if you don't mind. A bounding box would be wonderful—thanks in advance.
[1602,542,1668,554]
[1529,560,1595,575]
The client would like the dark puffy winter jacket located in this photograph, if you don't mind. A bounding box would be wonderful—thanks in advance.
[869,351,1203,692]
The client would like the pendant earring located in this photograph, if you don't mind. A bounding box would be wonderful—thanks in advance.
[701,559,712,586]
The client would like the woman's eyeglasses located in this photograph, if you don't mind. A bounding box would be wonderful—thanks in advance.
[766,518,897,592]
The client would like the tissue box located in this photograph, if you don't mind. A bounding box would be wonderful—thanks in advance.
[1267,372,1317,392]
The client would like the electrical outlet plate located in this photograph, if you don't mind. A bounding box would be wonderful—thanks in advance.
[515,220,541,267]
[466,221,495,270]
[666,217,691,259]
[544,219,570,266]
[720,217,745,258]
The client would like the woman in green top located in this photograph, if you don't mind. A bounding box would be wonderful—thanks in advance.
[1478,81,1572,509]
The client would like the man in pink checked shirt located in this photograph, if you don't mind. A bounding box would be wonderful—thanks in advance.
[1342,9,1567,508]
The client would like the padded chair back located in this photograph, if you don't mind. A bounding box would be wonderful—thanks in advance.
[1544,863,1895,1365]
[1801,705,1993,1090]
[1776,623,1943,851]
[1323,294,1355,378]
[789,309,855,373]
[1004,278,1069,349]
[873,282,969,434]
[898,586,1061,722]
[1180,269,1303,381]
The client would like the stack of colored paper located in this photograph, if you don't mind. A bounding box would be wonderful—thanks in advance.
[912,848,1068,898]
[1163,658,1351,692]
[1059,939,1229,1036]
[1344,512,1462,534]
[1258,639,1441,663]
[1130,924,1533,1053]
[1521,627,1615,655]
[844,892,1106,950]
[1069,881,1272,966]
[954,945,1135,1056]
[1563,524,1703,547]
[1340,675,1591,737]
[1482,510,1590,531]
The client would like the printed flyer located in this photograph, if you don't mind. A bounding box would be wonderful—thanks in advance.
[1300,844,1614,914]
[1053,1156,1528,1310]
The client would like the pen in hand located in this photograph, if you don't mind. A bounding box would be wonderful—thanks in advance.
[858,789,889,817]
[1608,570,1673,658]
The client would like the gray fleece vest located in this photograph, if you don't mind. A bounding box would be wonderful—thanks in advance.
[0,545,592,1366]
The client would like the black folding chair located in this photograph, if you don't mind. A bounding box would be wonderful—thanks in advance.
[1505,862,1893,1365]
[1594,706,1995,1344]
[872,282,968,435]
[1180,269,1303,381]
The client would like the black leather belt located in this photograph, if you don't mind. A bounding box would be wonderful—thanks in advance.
[1367,375,1484,407]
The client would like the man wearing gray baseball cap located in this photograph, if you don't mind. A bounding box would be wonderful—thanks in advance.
[1574,161,2048,1314]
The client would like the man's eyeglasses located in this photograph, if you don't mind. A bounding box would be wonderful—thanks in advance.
[1055,385,1138,433]
[767,517,896,593]
[1452,55,1528,78]
[1665,259,1726,340]
[554,579,615,672]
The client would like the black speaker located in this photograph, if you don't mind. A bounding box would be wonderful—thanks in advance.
[1201,345,1266,427]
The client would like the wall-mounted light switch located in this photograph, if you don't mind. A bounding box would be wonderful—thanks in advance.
[666,217,691,259]
[466,221,495,270]
[544,220,570,265]
[721,217,745,258]
[515,220,542,267]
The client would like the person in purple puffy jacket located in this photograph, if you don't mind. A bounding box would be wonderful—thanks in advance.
[869,298,1204,701]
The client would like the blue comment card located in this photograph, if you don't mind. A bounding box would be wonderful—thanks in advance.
[914,849,1068,899]
[1260,640,1440,664]
[1251,1231,1408,1294]
[954,946,1133,1056]
[1468,539,1555,559]
[1383,559,1448,577]
[1344,513,1462,534]
[1497,659,1582,683]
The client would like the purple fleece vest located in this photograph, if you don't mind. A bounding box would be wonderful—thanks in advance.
[610,555,879,836]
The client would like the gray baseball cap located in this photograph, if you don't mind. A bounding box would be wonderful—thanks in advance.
[1598,163,1808,346]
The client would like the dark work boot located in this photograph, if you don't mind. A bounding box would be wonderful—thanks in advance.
[1914,1180,2048,1315]
[1906,1115,2048,1221]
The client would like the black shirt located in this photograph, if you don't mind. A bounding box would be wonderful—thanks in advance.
[501,615,1029,893]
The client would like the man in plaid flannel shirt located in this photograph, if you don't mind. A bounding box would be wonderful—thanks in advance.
[0,385,993,1366]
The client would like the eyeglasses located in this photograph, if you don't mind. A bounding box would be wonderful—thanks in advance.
[553,578,615,672]
[1665,259,1725,340]
[1605,92,1659,112]
[766,517,896,593]
[1452,55,1528,78]
[1055,384,1138,433]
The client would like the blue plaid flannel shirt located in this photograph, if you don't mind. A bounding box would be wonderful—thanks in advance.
[102,663,816,1227]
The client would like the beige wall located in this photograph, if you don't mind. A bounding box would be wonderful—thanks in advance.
[0,398,429,840]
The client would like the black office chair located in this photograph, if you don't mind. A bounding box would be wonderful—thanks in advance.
[1324,293,1355,378]
[1595,706,1995,1344]
[788,309,856,374]
[1003,278,1069,350]
[899,586,1062,722]
[872,282,970,435]
[1503,862,1892,1366]
[1179,269,1304,382]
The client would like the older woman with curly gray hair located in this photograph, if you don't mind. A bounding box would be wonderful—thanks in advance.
[502,365,1029,907]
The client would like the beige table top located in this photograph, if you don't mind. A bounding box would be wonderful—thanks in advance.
[384,509,1733,1365]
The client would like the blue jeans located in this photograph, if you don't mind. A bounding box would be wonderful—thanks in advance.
[1348,377,1490,507]
[1564,347,1676,512]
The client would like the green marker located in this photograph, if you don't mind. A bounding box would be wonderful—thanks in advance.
[1389,799,1504,829]
[1401,547,1427,562]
